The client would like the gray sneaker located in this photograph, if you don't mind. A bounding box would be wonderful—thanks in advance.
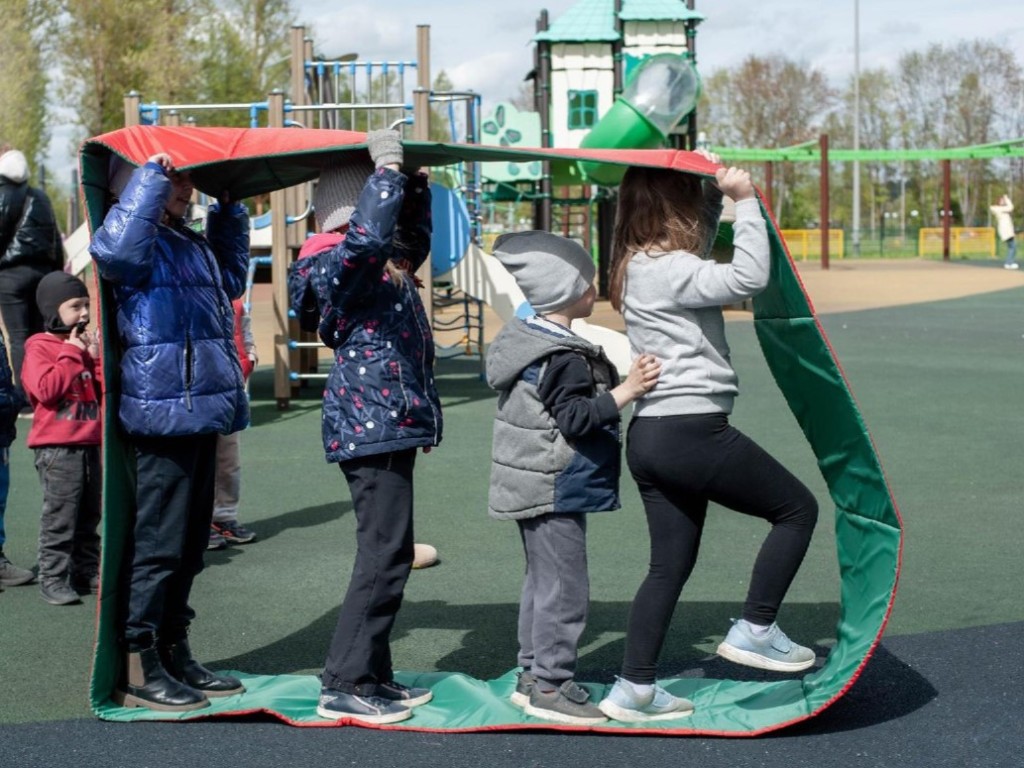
[0,553,35,586]
[716,619,816,672]
[598,678,694,722]
[524,680,607,725]
[40,578,82,606]
[510,670,536,709]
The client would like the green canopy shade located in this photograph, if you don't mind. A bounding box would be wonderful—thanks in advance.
[79,126,901,735]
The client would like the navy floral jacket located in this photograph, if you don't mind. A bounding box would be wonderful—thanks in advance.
[289,167,442,463]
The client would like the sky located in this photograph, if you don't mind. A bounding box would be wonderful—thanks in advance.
[45,0,1024,185]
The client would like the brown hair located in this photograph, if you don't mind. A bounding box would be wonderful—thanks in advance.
[608,166,710,312]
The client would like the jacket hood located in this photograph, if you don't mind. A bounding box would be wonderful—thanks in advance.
[486,317,602,390]
[0,150,29,184]
[299,231,345,259]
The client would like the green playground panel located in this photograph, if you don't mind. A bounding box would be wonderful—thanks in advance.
[80,134,901,734]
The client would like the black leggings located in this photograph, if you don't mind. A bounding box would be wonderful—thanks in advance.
[620,413,818,684]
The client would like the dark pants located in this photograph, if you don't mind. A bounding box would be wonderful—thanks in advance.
[122,433,218,650]
[516,513,589,687]
[34,445,102,584]
[321,449,416,695]
[0,263,56,388]
[620,414,818,684]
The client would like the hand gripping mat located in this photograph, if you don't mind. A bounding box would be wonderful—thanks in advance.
[80,129,901,734]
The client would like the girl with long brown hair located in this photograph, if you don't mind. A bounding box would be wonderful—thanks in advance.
[598,161,820,723]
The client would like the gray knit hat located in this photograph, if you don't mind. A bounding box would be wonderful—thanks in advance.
[314,159,375,232]
[492,230,596,314]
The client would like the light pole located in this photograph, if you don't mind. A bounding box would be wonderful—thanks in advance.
[852,0,861,257]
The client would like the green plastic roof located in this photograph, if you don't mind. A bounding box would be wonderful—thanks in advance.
[534,0,703,43]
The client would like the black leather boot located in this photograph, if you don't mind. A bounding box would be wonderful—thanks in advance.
[112,647,209,711]
[160,638,245,698]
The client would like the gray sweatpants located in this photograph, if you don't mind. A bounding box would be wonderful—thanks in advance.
[516,513,589,687]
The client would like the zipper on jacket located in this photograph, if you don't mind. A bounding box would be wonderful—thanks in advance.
[403,278,439,442]
[184,331,194,411]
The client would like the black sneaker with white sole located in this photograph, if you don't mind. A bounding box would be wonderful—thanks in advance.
[316,688,412,724]
[375,680,433,708]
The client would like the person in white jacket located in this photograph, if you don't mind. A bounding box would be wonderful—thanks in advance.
[990,194,1017,269]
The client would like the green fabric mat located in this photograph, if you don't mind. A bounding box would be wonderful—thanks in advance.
[80,132,901,734]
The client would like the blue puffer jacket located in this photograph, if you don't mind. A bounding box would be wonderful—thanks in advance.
[288,167,442,463]
[89,162,249,437]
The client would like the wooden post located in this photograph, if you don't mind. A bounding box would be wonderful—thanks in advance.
[763,161,774,218]
[942,159,952,262]
[267,90,293,409]
[413,25,433,322]
[820,134,830,270]
[123,92,141,127]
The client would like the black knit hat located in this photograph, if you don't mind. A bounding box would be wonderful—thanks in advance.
[36,271,89,333]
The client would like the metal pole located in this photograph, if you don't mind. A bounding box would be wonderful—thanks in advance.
[764,161,774,218]
[821,133,830,270]
[942,159,952,261]
[852,0,861,257]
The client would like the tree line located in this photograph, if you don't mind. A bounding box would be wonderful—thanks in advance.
[701,40,1024,234]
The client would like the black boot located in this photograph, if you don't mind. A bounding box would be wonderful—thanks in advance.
[112,647,209,711]
[159,638,245,698]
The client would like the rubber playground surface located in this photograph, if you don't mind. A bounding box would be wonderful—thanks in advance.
[2,258,1022,767]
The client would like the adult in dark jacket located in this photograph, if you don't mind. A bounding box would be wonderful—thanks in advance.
[0,148,62,391]
[288,130,442,725]
[90,152,250,712]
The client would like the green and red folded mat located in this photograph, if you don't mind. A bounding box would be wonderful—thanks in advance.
[79,128,901,735]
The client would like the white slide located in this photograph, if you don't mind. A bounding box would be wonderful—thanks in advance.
[448,242,634,374]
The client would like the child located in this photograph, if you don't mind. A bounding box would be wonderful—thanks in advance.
[0,325,31,590]
[487,230,662,726]
[990,194,1017,269]
[91,152,249,711]
[21,271,102,606]
[597,161,820,723]
[288,129,441,725]
[209,297,258,549]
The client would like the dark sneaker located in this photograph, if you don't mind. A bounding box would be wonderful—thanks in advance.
[717,619,816,673]
[524,680,607,725]
[316,688,412,724]
[207,529,228,550]
[0,553,35,586]
[72,572,100,595]
[510,670,536,708]
[211,520,256,545]
[40,578,82,606]
[375,680,432,708]
[598,677,694,722]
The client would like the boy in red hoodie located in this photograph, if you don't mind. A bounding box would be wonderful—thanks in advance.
[21,271,102,606]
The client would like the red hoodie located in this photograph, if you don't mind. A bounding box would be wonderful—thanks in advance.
[22,333,102,448]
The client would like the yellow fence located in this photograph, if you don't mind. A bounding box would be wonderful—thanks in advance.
[779,229,845,260]
[918,227,995,257]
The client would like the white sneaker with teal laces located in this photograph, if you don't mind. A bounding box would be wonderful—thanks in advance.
[716,619,816,672]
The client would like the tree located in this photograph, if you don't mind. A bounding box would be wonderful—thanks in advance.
[702,55,835,226]
[53,0,204,138]
[0,0,50,170]
[195,0,294,127]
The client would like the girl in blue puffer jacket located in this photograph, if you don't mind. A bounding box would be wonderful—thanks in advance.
[288,130,442,725]
[90,152,250,713]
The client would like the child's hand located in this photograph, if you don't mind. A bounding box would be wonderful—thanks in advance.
[626,353,661,396]
[714,166,755,201]
[85,329,101,358]
[694,147,721,165]
[147,153,174,172]
[66,324,88,351]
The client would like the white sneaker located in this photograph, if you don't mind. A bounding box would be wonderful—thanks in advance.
[717,619,816,672]
[598,678,694,722]
[1004,263,1019,270]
